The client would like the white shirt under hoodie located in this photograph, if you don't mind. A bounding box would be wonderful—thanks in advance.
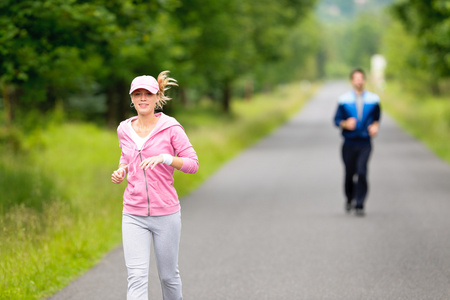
[128,121,153,150]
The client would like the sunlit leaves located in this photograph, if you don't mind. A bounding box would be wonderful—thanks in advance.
[392,0,450,78]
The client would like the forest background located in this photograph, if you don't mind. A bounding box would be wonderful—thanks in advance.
[1,0,449,298]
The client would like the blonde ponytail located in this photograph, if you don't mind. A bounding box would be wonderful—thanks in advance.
[156,70,178,109]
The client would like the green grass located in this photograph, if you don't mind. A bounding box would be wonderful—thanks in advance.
[381,81,450,164]
[0,81,317,299]
[1,124,124,299]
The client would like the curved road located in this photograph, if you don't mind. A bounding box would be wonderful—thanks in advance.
[51,81,450,299]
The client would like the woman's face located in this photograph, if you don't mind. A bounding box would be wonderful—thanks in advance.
[131,88,159,115]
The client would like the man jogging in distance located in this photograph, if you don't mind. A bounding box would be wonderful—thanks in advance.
[334,68,381,216]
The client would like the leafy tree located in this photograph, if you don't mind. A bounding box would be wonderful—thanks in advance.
[173,0,316,112]
[391,0,450,93]
[87,0,184,127]
[1,0,319,125]
[320,11,389,78]
[381,19,431,93]
[252,12,323,89]
[172,0,244,111]
[0,0,184,126]
[343,13,383,71]
[0,0,117,125]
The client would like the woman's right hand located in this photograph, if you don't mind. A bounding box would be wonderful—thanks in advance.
[112,169,125,184]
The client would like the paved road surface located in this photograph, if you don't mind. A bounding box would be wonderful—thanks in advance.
[50,81,450,299]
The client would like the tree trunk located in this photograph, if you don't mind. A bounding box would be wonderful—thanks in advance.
[2,83,12,126]
[106,87,118,129]
[430,81,440,96]
[117,81,129,122]
[45,85,58,112]
[244,79,253,101]
[222,81,231,113]
[179,87,188,107]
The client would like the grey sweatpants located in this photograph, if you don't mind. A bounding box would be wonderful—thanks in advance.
[122,211,182,300]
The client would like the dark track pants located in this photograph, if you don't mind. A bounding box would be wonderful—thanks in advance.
[342,143,372,209]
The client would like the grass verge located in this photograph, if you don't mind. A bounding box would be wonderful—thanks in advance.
[381,81,450,164]
[0,81,317,299]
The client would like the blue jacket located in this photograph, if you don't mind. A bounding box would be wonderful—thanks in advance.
[334,90,381,144]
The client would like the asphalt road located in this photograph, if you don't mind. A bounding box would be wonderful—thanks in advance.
[50,81,450,300]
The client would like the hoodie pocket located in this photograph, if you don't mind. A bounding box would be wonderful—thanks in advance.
[127,181,147,207]
[154,181,177,207]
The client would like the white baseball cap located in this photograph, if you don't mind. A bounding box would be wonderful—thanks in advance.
[129,75,159,94]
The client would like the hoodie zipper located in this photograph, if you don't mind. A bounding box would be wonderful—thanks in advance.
[139,150,151,216]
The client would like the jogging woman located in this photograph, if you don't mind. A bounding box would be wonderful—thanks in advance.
[111,71,198,300]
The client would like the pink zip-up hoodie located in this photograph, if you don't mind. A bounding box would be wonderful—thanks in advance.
[117,112,198,216]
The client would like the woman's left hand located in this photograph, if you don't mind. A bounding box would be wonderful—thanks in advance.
[139,155,164,170]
